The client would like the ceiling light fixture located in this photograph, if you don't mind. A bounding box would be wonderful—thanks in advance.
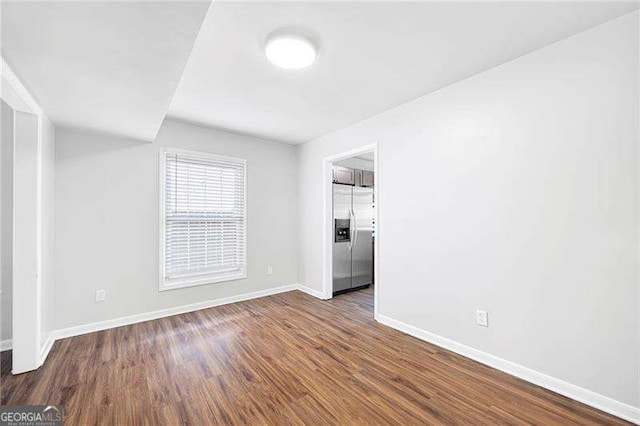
[265,34,316,70]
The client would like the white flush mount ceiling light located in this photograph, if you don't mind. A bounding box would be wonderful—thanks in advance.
[265,34,317,70]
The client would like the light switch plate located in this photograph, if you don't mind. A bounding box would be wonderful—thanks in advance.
[96,289,106,302]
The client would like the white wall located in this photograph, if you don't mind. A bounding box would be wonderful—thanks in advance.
[1,101,14,343]
[54,119,298,330]
[298,12,639,409]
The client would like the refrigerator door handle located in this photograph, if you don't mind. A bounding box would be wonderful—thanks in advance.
[352,208,358,251]
[348,208,354,251]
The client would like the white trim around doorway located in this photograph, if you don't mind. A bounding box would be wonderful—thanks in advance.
[321,143,379,320]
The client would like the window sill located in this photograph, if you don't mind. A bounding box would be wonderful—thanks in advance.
[159,269,246,292]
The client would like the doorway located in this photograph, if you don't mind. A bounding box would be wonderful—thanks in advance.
[322,144,378,319]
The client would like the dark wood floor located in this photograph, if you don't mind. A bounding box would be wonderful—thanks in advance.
[1,287,629,425]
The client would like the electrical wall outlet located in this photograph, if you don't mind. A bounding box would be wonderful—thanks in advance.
[95,289,106,302]
[267,266,273,276]
[476,310,488,327]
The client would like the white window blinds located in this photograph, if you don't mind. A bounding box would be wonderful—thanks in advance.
[161,149,246,290]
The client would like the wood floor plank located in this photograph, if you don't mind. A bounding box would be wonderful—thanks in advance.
[0,287,630,425]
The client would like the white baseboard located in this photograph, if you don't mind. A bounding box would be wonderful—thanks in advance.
[39,334,54,366]
[2,337,53,372]
[52,284,298,341]
[0,339,11,352]
[296,284,327,300]
[13,283,327,364]
[377,314,640,425]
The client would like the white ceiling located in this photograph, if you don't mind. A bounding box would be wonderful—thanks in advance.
[356,152,374,162]
[168,2,638,144]
[2,2,637,144]
[1,1,210,141]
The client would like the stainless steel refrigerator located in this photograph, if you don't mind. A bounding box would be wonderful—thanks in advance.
[333,184,374,295]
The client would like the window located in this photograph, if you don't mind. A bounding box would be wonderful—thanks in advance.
[159,148,246,291]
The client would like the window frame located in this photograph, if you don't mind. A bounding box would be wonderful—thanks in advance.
[158,147,247,292]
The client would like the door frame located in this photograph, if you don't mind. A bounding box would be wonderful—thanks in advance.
[1,57,45,373]
[322,143,379,320]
